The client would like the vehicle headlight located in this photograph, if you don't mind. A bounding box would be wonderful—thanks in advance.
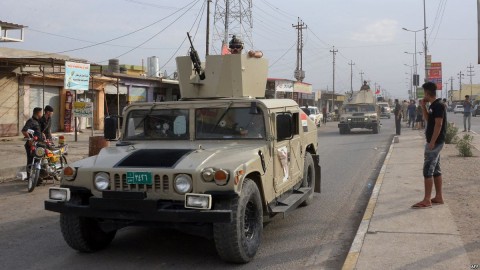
[174,174,192,194]
[201,168,215,182]
[94,172,110,191]
[214,169,229,186]
[35,147,45,157]
[347,118,352,121]
[364,117,369,121]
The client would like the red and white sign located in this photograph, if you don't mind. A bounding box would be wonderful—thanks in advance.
[428,62,442,90]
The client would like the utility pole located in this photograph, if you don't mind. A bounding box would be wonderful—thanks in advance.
[330,46,338,113]
[292,17,307,82]
[449,76,454,101]
[458,71,465,101]
[359,70,364,84]
[206,0,211,56]
[348,60,355,94]
[423,0,428,83]
[467,64,475,96]
[444,81,448,99]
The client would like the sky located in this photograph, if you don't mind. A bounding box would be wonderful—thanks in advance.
[1,0,478,99]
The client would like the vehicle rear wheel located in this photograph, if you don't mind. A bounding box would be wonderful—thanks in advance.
[213,179,263,263]
[300,153,315,206]
[60,196,116,252]
[27,165,39,193]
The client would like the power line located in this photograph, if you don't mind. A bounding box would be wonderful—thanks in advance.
[27,0,199,58]
[99,0,200,62]
[269,42,296,68]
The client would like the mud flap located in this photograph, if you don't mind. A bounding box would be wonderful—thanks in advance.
[312,154,321,193]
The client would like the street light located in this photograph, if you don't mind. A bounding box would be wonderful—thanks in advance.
[402,27,428,77]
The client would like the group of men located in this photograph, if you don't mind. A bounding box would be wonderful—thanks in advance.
[21,106,54,181]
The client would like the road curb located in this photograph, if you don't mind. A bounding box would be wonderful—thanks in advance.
[341,136,395,270]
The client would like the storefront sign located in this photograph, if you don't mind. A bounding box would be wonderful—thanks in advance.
[129,87,147,102]
[428,62,442,90]
[275,80,294,92]
[293,82,312,94]
[64,61,90,91]
[73,101,93,117]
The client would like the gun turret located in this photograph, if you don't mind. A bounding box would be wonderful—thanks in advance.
[187,32,205,80]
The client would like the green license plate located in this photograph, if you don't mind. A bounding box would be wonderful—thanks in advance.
[126,172,152,185]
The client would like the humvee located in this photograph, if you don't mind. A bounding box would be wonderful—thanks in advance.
[338,81,380,134]
[45,52,321,263]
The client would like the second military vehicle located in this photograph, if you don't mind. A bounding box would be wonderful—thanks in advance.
[338,81,380,134]
[45,41,321,263]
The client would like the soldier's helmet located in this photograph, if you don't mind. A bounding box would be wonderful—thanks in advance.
[229,35,244,54]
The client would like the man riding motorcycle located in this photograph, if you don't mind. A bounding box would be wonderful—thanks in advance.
[21,107,43,183]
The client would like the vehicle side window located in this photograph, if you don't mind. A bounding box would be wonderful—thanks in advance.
[292,112,299,135]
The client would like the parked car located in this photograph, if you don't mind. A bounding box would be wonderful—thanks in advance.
[301,106,323,126]
[473,105,480,117]
[453,105,464,114]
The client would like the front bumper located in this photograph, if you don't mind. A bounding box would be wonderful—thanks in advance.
[338,121,378,129]
[44,188,234,223]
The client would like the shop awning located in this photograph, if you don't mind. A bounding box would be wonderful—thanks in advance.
[105,84,127,95]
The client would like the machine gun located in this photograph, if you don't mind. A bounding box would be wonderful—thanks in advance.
[187,32,205,80]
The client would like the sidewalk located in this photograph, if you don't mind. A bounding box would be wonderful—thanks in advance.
[0,130,104,182]
[343,128,474,270]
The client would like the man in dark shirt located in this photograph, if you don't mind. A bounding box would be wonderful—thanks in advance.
[407,100,417,128]
[393,99,402,135]
[412,82,447,209]
[40,105,54,140]
[21,107,43,178]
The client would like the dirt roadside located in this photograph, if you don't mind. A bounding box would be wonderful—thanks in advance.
[441,142,480,263]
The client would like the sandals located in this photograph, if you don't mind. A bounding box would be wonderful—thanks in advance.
[430,198,444,205]
[411,201,432,209]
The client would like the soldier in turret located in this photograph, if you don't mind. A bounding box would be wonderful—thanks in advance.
[229,35,244,54]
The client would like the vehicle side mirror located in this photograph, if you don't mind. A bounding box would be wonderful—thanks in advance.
[276,113,293,141]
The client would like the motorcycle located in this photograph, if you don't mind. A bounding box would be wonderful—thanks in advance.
[25,130,68,192]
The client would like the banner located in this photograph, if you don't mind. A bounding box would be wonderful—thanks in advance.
[64,61,90,91]
[293,82,312,94]
[428,62,442,90]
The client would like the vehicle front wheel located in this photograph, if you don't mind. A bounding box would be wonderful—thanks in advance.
[213,179,263,263]
[60,197,116,252]
[27,165,40,192]
[372,125,379,134]
[300,153,315,206]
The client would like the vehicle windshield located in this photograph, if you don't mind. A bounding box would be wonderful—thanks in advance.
[342,104,376,113]
[195,107,265,139]
[124,109,189,140]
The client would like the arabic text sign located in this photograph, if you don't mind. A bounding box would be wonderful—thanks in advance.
[64,61,90,91]
[73,102,93,117]
[428,62,442,90]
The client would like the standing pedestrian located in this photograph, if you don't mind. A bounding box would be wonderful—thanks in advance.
[393,99,402,135]
[407,100,416,128]
[415,103,423,130]
[40,105,54,140]
[322,106,327,125]
[402,100,409,122]
[412,82,447,209]
[462,95,472,132]
[21,107,43,179]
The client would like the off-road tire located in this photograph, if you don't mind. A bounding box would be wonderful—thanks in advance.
[213,179,263,263]
[300,152,315,206]
[27,166,40,193]
[60,196,116,252]
[372,125,379,134]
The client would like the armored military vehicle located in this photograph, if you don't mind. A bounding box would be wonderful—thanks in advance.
[338,81,380,134]
[45,45,321,263]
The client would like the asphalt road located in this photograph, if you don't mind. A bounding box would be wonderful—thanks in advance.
[0,118,395,270]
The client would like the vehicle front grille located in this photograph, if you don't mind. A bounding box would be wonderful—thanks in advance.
[109,173,170,193]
